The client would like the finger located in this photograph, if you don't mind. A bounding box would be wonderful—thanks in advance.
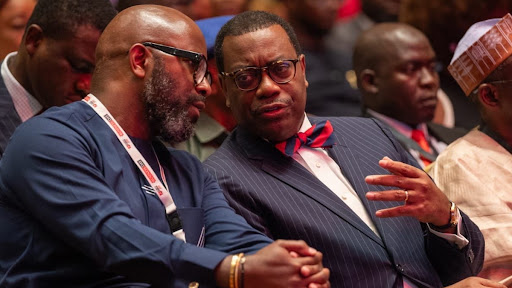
[299,252,323,277]
[309,282,331,288]
[365,174,415,190]
[303,268,330,286]
[300,264,321,277]
[480,278,507,288]
[377,157,423,178]
[374,205,412,218]
[366,189,409,202]
[289,251,299,258]
[276,239,317,257]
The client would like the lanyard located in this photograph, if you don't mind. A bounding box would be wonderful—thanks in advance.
[82,94,186,241]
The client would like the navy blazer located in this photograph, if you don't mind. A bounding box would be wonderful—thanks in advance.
[204,116,484,288]
[0,73,22,158]
[0,101,271,288]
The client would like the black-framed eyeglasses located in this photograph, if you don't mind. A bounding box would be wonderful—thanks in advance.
[142,42,211,86]
[221,58,300,91]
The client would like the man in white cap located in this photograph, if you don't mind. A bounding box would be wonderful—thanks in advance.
[429,13,512,285]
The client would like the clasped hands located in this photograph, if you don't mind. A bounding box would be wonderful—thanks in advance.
[216,239,330,288]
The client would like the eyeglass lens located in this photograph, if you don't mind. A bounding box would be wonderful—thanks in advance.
[195,58,212,86]
[234,60,297,91]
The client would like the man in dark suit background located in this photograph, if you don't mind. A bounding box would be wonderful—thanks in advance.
[204,10,489,288]
[353,22,467,169]
[0,0,117,158]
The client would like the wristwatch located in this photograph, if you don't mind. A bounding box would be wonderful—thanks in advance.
[430,201,458,230]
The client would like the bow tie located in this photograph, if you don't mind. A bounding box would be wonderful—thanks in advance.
[275,120,335,156]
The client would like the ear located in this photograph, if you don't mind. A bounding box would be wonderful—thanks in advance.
[218,73,231,107]
[299,54,308,88]
[129,44,149,79]
[24,24,44,56]
[359,69,378,94]
[478,83,499,107]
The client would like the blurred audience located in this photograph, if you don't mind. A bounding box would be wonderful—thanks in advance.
[0,0,117,158]
[0,0,37,59]
[354,22,467,169]
[327,0,400,57]
[116,0,212,19]
[327,0,454,127]
[173,15,236,161]
[210,0,247,16]
[282,0,361,117]
[400,0,512,130]
[429,14,512,284]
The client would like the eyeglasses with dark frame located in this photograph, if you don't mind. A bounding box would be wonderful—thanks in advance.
[142,42,211,86]
[221,58,300,91]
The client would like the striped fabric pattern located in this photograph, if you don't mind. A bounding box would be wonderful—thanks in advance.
[0,76,22,158]
[204,116,484,288]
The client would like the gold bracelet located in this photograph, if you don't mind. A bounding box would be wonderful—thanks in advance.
[234,253,244,288]
[239,255,246,288]
[229,254,239,288]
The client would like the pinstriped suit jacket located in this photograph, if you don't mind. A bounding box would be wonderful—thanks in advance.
[0,75,22,158]
[204,116,484,288]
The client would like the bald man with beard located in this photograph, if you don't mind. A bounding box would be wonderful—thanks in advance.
[0,5,329,288]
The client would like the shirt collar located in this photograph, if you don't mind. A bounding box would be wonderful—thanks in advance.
[298,113,312,133]
[1,52,42,122]
[367,109,429,139]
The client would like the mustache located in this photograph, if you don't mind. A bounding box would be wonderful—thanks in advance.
[252,98,292,113]
[187,94,206,105]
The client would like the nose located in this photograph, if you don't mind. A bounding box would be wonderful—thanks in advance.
[195,77,212,97]
[419,67,438,89]
[255,70,280,99]
[75,74,92,98]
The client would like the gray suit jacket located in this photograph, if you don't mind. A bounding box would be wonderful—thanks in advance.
[0,74,22,158]
[204,116,484,288]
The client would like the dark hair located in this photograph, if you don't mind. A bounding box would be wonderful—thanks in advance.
[26,0,117,40]
[214,10,302,73]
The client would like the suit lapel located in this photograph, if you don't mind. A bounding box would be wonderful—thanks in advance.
[236,125,384,246]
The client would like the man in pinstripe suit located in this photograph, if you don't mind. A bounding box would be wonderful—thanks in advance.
[204,11,487,288]
[0,0,117,158]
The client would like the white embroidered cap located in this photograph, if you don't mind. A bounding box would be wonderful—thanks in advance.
[448,13,512,95]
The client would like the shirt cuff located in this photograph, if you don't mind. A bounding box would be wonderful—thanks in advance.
[427,209,469,249]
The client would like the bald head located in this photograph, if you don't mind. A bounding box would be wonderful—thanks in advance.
[92,5,205,87]
[354,22,429,79]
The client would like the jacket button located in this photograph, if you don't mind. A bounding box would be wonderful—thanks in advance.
[396,264,404,273]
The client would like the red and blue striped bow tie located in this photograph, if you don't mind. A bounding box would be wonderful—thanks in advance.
[275,120,335,156]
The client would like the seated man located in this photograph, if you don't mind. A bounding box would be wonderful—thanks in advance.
[173,15,236,161]
[353,22,467,169]
[0,5,329,288]
[204,10,485,288]
[429,14,512,284]
[0,0,117,158]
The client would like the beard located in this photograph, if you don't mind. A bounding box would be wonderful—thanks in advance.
[142,57,202,145]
